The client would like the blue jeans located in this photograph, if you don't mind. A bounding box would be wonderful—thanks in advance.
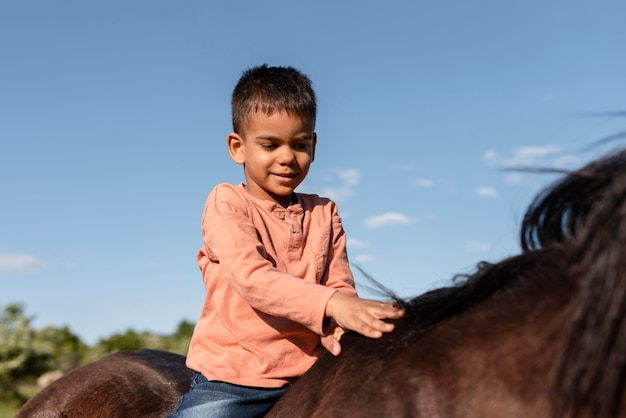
[167,372,290,418]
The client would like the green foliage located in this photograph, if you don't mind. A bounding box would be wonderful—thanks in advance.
[36,326,87,372]
[0,402,19,418]
[0,302,193,412]
[84,321,192,363]
[98,329,146,352]
[173,320,195,340]
[167,320,194,355]
[0,304,49,405]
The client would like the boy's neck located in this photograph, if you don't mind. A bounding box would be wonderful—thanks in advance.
[288,192,298,206]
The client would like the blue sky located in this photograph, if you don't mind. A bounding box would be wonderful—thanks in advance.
[1,1,625,344]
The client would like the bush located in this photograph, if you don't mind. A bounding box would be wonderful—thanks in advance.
[0,304,49,404]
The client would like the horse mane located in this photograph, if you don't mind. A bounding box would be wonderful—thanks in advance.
[552,148,626,417]
[521,148,626,252]
[511,146,626,416]
[365,146,626,416]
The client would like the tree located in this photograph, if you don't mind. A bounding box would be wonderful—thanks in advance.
[0,304,49,405]
[85,320,195,362]
[0,303,87,405]
[96,329,146,353]
[173,320,194,340]
[36,325,87,372]
[0,301,196,409]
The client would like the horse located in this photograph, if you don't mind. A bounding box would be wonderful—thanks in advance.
[17,146,626,417]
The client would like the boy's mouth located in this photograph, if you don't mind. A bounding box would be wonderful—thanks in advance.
[273,173,298,183]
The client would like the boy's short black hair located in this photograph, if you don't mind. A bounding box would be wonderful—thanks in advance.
[231,64,317,134]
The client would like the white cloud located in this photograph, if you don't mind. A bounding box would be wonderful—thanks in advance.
[364,212,412,229]
[62,261,77,270]
[316,168,361,203]
[484,146,562,168]
[475,186,498,198]
[553,154,580,168]
[338,169,361,187]
[512,146,562,165]
[319,187,355,203]
[352,254,375,263]
[346,238,367,248]
[415,178,435,188]
[504,172,524,185]
[483,149,499,167]
[0,253,45,272]
[465,240,491,253]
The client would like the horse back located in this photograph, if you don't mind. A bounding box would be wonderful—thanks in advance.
[268,250,574,417]
[16,349,192,418]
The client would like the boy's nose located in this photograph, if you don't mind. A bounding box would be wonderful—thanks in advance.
[278,148,296,164]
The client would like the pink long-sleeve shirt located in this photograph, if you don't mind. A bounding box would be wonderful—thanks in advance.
[186,183,357,388]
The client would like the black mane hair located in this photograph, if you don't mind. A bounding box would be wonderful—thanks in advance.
[361,146,626,416]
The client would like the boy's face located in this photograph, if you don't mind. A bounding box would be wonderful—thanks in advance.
[227,110,316,207]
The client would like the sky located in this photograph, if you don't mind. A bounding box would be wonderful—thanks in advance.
[1,1,625,345]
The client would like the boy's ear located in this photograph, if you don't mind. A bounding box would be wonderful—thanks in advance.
[311,132,317,162]
[227,133,245,165]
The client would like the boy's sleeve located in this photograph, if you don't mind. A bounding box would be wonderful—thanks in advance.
[201,186,337,335]
[321,201,358,297]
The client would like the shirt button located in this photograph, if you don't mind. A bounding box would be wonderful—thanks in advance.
[277,212,285,220]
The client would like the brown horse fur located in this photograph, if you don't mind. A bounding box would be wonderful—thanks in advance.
[16,146,626,417]
[16,349,192,418]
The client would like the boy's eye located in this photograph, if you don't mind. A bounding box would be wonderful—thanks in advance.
[294,143,311,150]
[261,143,278,150]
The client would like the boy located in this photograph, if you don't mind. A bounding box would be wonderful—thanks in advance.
[169,64,404,417]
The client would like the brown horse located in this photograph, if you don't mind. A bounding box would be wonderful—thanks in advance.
[17,147,626,417]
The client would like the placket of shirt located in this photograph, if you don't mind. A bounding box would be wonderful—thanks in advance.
[277,208,302,254]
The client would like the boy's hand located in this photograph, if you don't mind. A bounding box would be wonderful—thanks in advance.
[324,291,404,341]
[321,323,346,356]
